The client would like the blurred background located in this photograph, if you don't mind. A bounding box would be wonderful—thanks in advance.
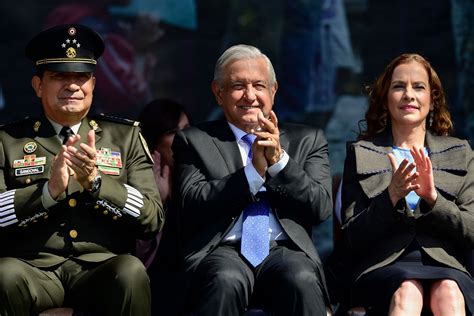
[1,0,472,259]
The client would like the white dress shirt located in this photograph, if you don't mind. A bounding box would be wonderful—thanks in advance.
[223,122,289,241]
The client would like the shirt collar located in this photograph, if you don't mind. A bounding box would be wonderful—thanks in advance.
[227,122,256,142]
[47,118,81,136]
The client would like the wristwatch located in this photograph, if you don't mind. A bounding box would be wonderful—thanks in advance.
[89,173,102,194]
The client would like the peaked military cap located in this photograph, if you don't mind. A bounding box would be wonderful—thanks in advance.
[25,24,104,73]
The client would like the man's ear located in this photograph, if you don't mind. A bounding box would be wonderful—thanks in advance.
[31,75,42,98]
[91,75,96,91]
[211,80,223,106]
[271,81,278,100]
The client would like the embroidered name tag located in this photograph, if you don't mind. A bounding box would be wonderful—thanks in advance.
[15,166,44,176]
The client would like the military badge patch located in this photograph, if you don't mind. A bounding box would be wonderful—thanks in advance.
[23,142,37,154]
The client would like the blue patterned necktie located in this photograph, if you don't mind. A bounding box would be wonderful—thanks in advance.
[240,134,270,267]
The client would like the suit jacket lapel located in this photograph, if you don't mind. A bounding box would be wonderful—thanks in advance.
[78,117,102,145]
[34,115,62,155]
[354,132,393,198]
[426,132,469,198]
[211,122,242,174]
[279,128,289,152]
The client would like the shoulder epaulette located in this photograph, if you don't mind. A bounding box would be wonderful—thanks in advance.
[92,113,140,127]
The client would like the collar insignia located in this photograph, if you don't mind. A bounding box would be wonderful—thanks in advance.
[89,120,98,131]
[33,121,41,132]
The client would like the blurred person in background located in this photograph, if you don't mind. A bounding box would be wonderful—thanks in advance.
[137,98,190,315]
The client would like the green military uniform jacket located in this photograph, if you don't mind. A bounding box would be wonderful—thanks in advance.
[0,113,164,267]
[341,131,474,281]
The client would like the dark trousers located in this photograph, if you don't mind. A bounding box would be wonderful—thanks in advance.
[0,254,151,316]
[189,241,326,316]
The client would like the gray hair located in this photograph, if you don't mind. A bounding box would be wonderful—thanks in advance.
[213,44,277,87]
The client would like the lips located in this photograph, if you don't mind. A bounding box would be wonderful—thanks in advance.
[60,96,83,101]
[399,104,419,110]
[238,105,260,110]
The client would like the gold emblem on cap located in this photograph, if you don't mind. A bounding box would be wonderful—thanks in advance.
[68,27,76,36]
[66,47,77,58]
[23,142,37,154]
[89,120,98,131]
[33,121,41,132]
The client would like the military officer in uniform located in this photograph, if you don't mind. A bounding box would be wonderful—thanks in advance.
[0,24,163,315]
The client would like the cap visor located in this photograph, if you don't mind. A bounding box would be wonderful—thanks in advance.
[41,62,96,73]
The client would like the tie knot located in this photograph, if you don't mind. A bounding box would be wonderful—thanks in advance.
[59,126,74,144]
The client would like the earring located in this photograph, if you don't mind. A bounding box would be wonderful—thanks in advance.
[429,111,433,127]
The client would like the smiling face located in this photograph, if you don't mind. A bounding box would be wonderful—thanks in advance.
[211,57,277,132]
[32,70,95,126]
[387,61,433,131]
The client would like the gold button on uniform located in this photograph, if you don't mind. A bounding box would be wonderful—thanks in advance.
[25,178,32,184]
[68,198,77,207]
[69,229,78,239]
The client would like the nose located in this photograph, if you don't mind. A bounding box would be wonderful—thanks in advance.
[243,85,256,102]
[403,86,415,101]
[64,80,80,91]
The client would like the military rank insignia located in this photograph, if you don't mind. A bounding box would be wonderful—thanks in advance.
[89,120,99,131]
[33,121,41,133]
[13,154,46,177]
[95,148,122,175]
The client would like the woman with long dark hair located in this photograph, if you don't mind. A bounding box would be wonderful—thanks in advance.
[341,53,473,315]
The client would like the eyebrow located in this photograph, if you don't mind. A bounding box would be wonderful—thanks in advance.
[229,80,268,84]
[390,80,427,86]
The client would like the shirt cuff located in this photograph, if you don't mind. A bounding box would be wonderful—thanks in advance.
[268,150,289,177]
[244,163,265,195]
[42,181,58,209]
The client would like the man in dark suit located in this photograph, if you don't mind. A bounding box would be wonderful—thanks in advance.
[0,24,163,315]
[172,44,332,315]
